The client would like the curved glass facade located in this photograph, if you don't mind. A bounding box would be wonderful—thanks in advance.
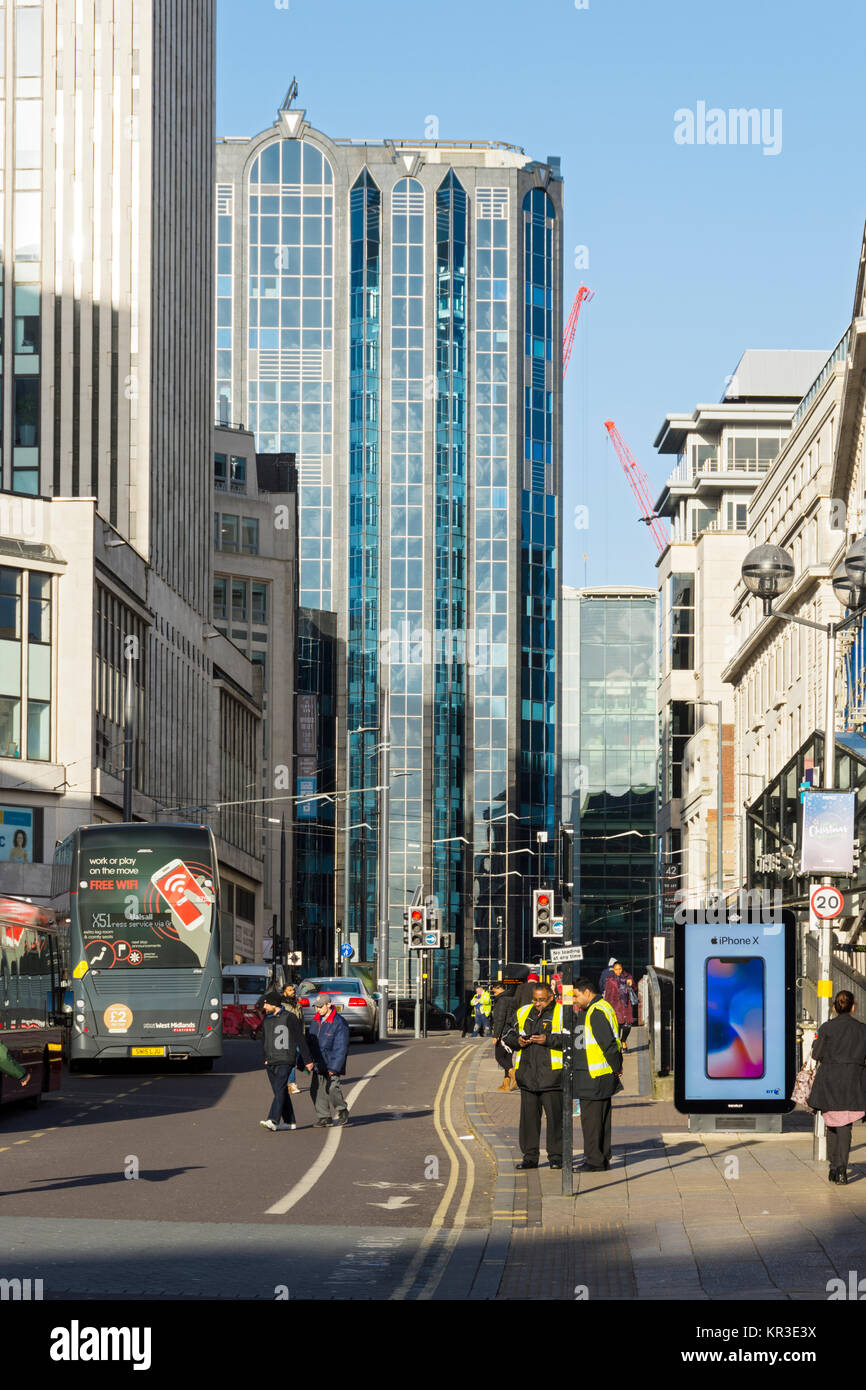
[246,138,334,609]
[347,169,381,955]
[433,171,467,1003]
[519,188,558,955]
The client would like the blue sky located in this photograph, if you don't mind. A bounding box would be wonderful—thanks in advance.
[217,0,864,591]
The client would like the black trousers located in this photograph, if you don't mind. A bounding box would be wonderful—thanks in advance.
[518,1086,562,1162]
[827,1122,853,1168]
[266,1062,296,1125]
[579,1097,612,1166]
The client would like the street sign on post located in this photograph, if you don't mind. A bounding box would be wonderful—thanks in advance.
[809,884,844,920]
[340,943,354,960]
[549,944,584,965]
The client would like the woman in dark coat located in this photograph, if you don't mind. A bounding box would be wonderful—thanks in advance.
[810,990,866,1184]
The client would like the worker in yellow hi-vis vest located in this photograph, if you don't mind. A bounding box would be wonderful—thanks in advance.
[573,975,623,1172]
[501,979,566,1170]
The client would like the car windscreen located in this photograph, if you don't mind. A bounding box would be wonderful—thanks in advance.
[224,975,267,995]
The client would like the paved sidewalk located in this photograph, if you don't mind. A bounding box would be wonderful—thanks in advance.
[461,1028,866,1300]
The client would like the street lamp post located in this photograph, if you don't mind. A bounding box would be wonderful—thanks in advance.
[377,687,391,1039]
[342,722,378,977]
[741,541,866,1161]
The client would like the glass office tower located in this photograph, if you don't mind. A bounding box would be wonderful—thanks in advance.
[217,96,564,1005]
[562,587,657,981]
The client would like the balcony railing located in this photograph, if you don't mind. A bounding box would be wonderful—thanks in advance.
[792,327,851,428]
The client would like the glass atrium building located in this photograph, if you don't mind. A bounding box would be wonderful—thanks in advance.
[216,96,564,1004]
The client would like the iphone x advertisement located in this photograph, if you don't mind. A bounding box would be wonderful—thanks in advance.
[674,908,795,1113]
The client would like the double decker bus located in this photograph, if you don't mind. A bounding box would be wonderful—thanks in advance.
[52,823,222,1070]
[0,896,65,1104]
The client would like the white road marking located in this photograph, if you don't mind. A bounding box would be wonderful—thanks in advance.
[367,1195,417,1210]
[265,1049,404,1216]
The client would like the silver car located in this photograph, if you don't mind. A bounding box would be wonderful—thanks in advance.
[298,977,379,1043]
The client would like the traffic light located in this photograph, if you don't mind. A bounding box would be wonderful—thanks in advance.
[425,906,442,949]
[402,908,410,947]
[533,888,555,937]
[408,905,427,949]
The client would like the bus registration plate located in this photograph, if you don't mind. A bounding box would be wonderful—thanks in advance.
[130,1046,166,1057]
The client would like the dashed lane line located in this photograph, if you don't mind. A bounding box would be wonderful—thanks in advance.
[264,1049,404,1217]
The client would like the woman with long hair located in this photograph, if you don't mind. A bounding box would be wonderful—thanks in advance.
[810,990,866,1185]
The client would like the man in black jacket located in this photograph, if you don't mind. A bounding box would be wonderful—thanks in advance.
[260,990,313,1132]
[502,981,566,1170]
[573,977,623,1171]
[490,980,516,1092]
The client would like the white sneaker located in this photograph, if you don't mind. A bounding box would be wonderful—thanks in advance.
[276,1122,296,1131]
[260,1119,278,1131]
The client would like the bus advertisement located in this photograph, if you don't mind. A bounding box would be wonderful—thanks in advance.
[53,823,223,1069]
[0,896,65,1105]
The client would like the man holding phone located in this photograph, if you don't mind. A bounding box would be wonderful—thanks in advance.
[501,981,566,1170]
[573,977,623,1172]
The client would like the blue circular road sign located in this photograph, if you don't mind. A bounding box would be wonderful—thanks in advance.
[340,944,354,959]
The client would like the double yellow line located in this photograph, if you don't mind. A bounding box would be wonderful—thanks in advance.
[390,1043,476,1300]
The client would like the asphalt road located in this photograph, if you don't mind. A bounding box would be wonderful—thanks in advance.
[0,1035,496,1299]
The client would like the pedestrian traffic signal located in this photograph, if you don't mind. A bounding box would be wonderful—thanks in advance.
[408,906,427,949]
[533,888,555,937]
[424,907,441,949]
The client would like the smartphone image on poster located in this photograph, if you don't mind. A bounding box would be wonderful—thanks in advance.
[705,956,765,1079]
[151,859,211,932]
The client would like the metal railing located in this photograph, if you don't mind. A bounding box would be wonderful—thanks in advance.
[792,327,851,428]
[803,932,866,1019]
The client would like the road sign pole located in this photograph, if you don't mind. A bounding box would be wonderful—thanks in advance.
[422,951,428,1039]
[810,881,844,1161]
[561,933,574,1199]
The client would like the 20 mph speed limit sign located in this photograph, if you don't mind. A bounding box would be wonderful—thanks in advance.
[810,884,844,920]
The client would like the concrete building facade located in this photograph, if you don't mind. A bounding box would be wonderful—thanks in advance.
[0,2,266,955]
[653,351,828,929]
[724,226,866,891]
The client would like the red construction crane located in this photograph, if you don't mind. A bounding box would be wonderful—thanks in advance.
[603,420,669,554]
[562,285,594,379]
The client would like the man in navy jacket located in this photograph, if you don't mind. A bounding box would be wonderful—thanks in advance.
[309,993,351,1127]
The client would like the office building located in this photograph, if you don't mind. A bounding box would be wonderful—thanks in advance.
[562,586,656,978]
[216,91,564,1000]
[653,350,828,938]
[0,2,265,949]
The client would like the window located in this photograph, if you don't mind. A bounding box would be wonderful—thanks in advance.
[214,453,228,489]
[251,583,267,624]
[726,435,781,473]
[236,886,255,922]
[213,577,227,621]
[692,443,717,474]
[690,506,717,538]
[0,568,51,760]
[726,501,747,531]
[231,580,247,622]
[230,456,247,493]
[218,514,239,551]
[670,572,694,670]
[241,517,259,555]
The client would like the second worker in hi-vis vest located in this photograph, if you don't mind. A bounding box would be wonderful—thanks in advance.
[501,981,566,1170]
[573,976,624,1172]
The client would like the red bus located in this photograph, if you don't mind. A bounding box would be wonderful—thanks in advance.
[0,896,65,1105]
